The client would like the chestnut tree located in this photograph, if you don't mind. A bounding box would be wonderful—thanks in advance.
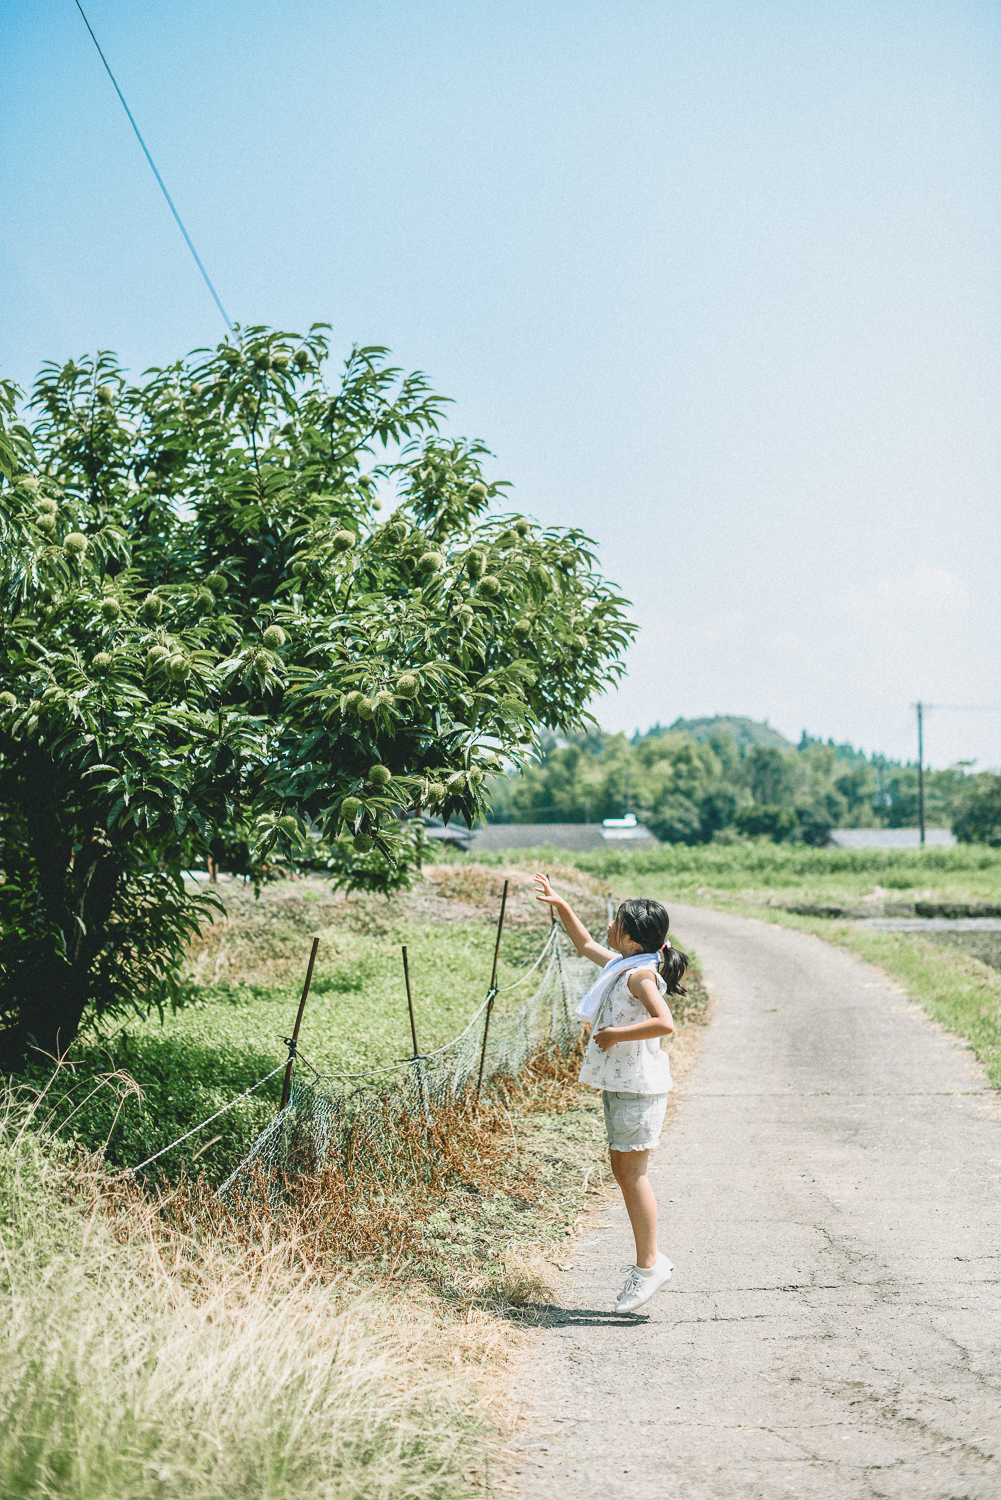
[0,327,632,1067]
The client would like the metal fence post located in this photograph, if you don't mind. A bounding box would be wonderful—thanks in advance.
[475,879,509,1099]
[402,945,419,1057]
[402,945,432,1125]
[279,936,319,1113]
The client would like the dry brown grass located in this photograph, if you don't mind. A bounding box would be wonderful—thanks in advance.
[101,1030,596,1296]
[123,928,710,1306]
[2,1094,515,1500]
[420,861,610,928]
[487,1247,561,1308]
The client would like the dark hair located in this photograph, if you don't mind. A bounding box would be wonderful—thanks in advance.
[616,897,689,995]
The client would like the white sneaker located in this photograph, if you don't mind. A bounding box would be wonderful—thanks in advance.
[614,1252,673,1314]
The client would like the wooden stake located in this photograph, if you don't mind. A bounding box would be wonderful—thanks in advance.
[489,879,509,993]
[475,879,509,1099]
[279,936,319,1113]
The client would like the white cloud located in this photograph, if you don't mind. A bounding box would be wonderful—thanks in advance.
[838,566,968,636]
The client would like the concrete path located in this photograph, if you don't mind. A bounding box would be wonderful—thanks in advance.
[509,905,1001,1499]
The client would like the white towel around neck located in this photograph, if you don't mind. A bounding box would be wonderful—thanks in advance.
[575,951,664,1023]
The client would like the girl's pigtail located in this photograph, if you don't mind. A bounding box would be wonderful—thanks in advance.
[658,943,689,996]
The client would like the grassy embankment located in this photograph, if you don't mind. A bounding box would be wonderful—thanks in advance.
[0,867,568,1496]
[31,862,707,1292]
[45,870,565,1180]
[448,841,1001,1091]
[4,859,710,1497]
[33,865,603,1287]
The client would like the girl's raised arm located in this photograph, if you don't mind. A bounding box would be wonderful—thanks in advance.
[534,873,614,967]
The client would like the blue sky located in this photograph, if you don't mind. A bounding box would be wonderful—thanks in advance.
[3,0,1000,769]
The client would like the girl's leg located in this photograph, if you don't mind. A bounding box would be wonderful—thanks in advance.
[610,1148,658,1268]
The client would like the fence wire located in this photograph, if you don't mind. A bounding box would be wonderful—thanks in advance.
[216,927,593,1203]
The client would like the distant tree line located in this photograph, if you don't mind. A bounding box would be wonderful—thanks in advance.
[484,721,996,845]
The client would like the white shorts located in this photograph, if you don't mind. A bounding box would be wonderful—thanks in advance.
[602,1090,670,1153]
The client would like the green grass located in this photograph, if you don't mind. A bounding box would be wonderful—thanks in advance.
[920,929,1001,973]
[447,839,1001,905]
[170,921,544,1074]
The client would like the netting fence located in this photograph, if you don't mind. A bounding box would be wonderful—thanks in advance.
[210,906,597,1207]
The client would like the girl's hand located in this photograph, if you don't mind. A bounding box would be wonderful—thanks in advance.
[535,877,613,966]
[593,1026,619,1053]
[537,876,615,966]
[534,872,561,907]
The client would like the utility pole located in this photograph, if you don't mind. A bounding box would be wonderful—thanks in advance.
[916,701,925,847]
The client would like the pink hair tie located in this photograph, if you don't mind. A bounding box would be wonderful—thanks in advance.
[660,941,671,951]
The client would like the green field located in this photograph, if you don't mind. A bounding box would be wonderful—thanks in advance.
[454,839,1001,905]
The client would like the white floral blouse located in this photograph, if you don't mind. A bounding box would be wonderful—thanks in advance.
[578,966,673,1094]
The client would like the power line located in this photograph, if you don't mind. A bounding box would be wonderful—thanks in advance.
[72,0,233,332]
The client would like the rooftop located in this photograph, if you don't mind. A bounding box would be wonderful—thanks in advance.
[826,828,956,850]
[469,822,656,853]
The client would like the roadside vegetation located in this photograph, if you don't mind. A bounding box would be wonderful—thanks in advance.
[0,860,710,1497]
[24,858,708,1293]
[0,1095,500,1500]
[0,869,589,1497]
[33,865,603,1186]
[10,855,708,1281]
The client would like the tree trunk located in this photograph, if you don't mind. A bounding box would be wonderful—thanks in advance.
[0,751,120,1072]
[0,961,92,1072]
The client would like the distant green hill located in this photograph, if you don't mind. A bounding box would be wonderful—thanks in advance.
[637,716,795,752]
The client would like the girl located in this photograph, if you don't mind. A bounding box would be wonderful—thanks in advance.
[534,874,689,1314]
